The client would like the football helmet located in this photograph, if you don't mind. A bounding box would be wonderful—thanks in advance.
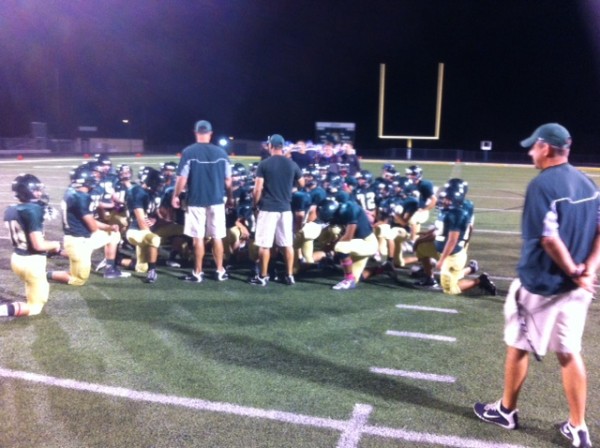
[117,164,133,180]
[444,178,469,196]
[139,167,163,192]
[405,165,423,180]
[12,174,45,203]
[160,161,177,174]
[357,169,373,186]
[317,199,340,223]
[441,182,466,208]
[94,153,112,167]
[71,165,99,189]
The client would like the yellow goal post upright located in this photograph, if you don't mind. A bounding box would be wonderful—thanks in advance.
[378,62,445,152]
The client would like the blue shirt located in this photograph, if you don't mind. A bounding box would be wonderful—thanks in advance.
[518,163,600,295]
[4,201,46,255]
[256,155,302,212]
[177,142,231,207]
[62,187,93,238]
[434,207,470,255]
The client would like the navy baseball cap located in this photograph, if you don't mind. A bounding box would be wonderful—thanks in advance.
[194,120,212,134]
[268,134,285,148]
[520,123,571,150]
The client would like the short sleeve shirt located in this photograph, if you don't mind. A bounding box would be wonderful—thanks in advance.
[518,163,600,295]
[177,142,231,207]
[256,155,302,212]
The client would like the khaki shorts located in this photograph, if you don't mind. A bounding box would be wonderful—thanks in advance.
[254,210,293,248]
[504,279,593,356]
[184,204,226,239]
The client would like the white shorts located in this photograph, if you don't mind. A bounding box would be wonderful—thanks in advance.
[504,278,592,356]
[254,210,293,248]
[184,204,226,239]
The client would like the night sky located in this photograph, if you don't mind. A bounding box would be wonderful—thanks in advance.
[2,0,599,153]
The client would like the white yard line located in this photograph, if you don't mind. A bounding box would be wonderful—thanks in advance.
[369,367,456,383]
[0,366,527,448]
[396,304,459,314]
[386,330,456,343]
[336,404,373,448]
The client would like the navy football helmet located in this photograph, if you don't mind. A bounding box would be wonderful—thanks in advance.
[140,167,163,192]
[317,199,340,223]
[405,165,423,180]
[71,165,99,189]
[12,174,45,203]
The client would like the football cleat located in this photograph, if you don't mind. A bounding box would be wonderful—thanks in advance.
[95,258,108,272]
[143,269,157,284]
[478,273,497,296]
[103,267,131,279]
[332,278,356,290]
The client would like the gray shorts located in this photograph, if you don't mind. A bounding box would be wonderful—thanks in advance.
[184,204,226,239]
[504,279,592,356]
[254,210,293,248]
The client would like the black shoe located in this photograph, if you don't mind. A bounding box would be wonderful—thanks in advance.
[414,277,440,290]
[284,275,295,285]
[478,273,497,296]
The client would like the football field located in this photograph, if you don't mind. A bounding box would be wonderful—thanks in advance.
[1,155,599,448]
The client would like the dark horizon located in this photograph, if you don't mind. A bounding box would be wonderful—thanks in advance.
[2,0,600,154]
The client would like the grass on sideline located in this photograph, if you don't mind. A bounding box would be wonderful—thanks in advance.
[0,155,598,448]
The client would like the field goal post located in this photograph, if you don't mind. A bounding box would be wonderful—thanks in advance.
[378,62,445,150]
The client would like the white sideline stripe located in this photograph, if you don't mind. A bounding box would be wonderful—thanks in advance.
[336,403,372,448]
[386,330,456,343]
[370,367,456,383]
[396,304,458,314]
[0,367,527,448]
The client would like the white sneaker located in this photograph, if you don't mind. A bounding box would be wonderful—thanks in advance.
[95,258,108,272]
[182,271,203,283]
[166,259,181,268]
[332,278,356,290]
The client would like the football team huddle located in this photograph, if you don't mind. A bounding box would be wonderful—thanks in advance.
[2,142,496,318]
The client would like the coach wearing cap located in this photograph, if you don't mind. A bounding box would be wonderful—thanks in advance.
[250,134,304,286]
[173,120,233,283]
[474,123,600,447]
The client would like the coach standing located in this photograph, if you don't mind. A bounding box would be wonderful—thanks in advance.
[250,134,304,286]
[474,123,600,448]
[172,120,233,283]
